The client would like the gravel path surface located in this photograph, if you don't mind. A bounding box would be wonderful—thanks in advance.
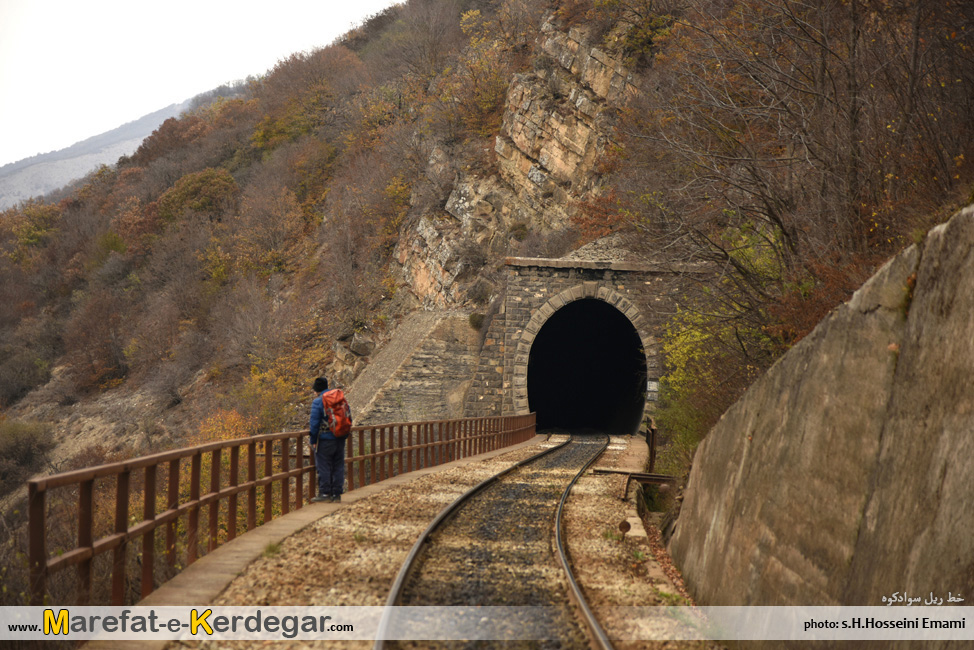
[170,435,715,650]
[564,439,722,650]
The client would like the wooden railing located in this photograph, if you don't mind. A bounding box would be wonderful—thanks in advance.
[27,413,536,606]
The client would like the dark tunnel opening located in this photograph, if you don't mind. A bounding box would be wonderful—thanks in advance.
[527,298,648,435]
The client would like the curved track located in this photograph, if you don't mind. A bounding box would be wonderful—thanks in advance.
[374,434,614,650]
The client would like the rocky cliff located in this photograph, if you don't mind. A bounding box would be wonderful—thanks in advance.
[395,19,635,308]
[494,21,635,218]
[668,205,974,623]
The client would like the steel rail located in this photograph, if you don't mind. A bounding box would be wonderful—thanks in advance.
[373,433,615,649]
[372,434,571,649]
[555,433,615,650]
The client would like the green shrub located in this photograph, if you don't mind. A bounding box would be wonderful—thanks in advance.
[653,380,708,477]
[466,279,493,305]
[0,346,52,408]
[508,222,530,241]
[156,168,239,222]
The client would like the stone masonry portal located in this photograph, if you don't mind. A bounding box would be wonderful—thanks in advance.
[463,257,677,434]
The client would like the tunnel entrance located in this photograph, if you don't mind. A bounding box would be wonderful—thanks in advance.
[527,298,648,435]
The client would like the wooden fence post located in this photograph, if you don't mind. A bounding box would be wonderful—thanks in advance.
[188,453,201,564]
[167,459,179,568]
[78,479,94,604]
[112,470,130,605]
[263,440,273,524]
[295,435,304,509]
[28,482,46,606]
[229,446,239,540]
[379,426,387,482]
[141,465,156,599]
[209,449,221,551]
[247,441,257,531]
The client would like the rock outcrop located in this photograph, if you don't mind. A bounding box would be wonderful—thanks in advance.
[668,205,974,621]
[494,22,635,223]
[396,19,635,307]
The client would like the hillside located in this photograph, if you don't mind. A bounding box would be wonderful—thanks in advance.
[0,100,192,209]
[0,0,972,607]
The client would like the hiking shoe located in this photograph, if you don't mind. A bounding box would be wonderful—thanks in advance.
[311,495,329,503]
[332,495,342,503]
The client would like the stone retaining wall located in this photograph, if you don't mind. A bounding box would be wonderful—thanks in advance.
[352,313,479,425]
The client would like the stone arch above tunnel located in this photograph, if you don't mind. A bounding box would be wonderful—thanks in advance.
[462,257,681,432]
[513,284,654,433]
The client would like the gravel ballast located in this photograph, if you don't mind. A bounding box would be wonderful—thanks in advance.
[170,434,713,650]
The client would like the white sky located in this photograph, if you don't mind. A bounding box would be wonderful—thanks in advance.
[0,0,402,167]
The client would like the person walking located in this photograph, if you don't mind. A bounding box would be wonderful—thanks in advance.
[309,376,350,503]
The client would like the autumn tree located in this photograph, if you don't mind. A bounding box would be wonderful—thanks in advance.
[609,0,974,306]
[486,0,549,50]
[63,290,130,390]
[140,218,213,319]
[234,174,307,273]
[192,96,262,171]
[289,137,338,215]
[252,46,368,152]
[155,167,239,222]
[128,115,212,169]
[0,420,54,496]
[597,0,974,466]
[340,5,403,53]
[620,0,974,265]
[122,290,183,371]
[435,9,518,139]
[0,312,60,406]
[1,200,62,269]
[382,0,465,82]
[315,146,413,320]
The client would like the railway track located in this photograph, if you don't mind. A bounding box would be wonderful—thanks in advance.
[374,433,614,650]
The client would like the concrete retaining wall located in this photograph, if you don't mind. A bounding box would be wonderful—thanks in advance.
[668,206,974,628]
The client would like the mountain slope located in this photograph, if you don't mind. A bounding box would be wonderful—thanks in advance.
[0,100,192,209]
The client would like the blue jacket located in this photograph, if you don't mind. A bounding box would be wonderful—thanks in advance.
[309,393,334,445]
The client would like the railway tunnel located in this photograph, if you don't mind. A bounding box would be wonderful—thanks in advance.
[527,298,648,435]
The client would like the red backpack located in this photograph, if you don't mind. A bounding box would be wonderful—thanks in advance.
[321,389,352,438]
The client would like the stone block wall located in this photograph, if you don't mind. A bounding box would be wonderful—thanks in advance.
[357,313,480,425]
[463,257,683,419]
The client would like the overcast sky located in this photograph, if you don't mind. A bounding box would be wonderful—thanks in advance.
[0,0,401,167]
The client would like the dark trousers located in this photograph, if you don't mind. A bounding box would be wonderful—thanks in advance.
[315,437,346,497]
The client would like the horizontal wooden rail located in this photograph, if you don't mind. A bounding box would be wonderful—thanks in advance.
[28,413,536,605]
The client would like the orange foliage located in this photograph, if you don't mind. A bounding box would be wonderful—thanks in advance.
[197,408,260,442]
[291,139,337,217]
[767,256,881,345]
[155,167,239,222]
[112,197,161,258]
[573,188,628,243]
[130,115,212,167]
[62,290,128,391]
